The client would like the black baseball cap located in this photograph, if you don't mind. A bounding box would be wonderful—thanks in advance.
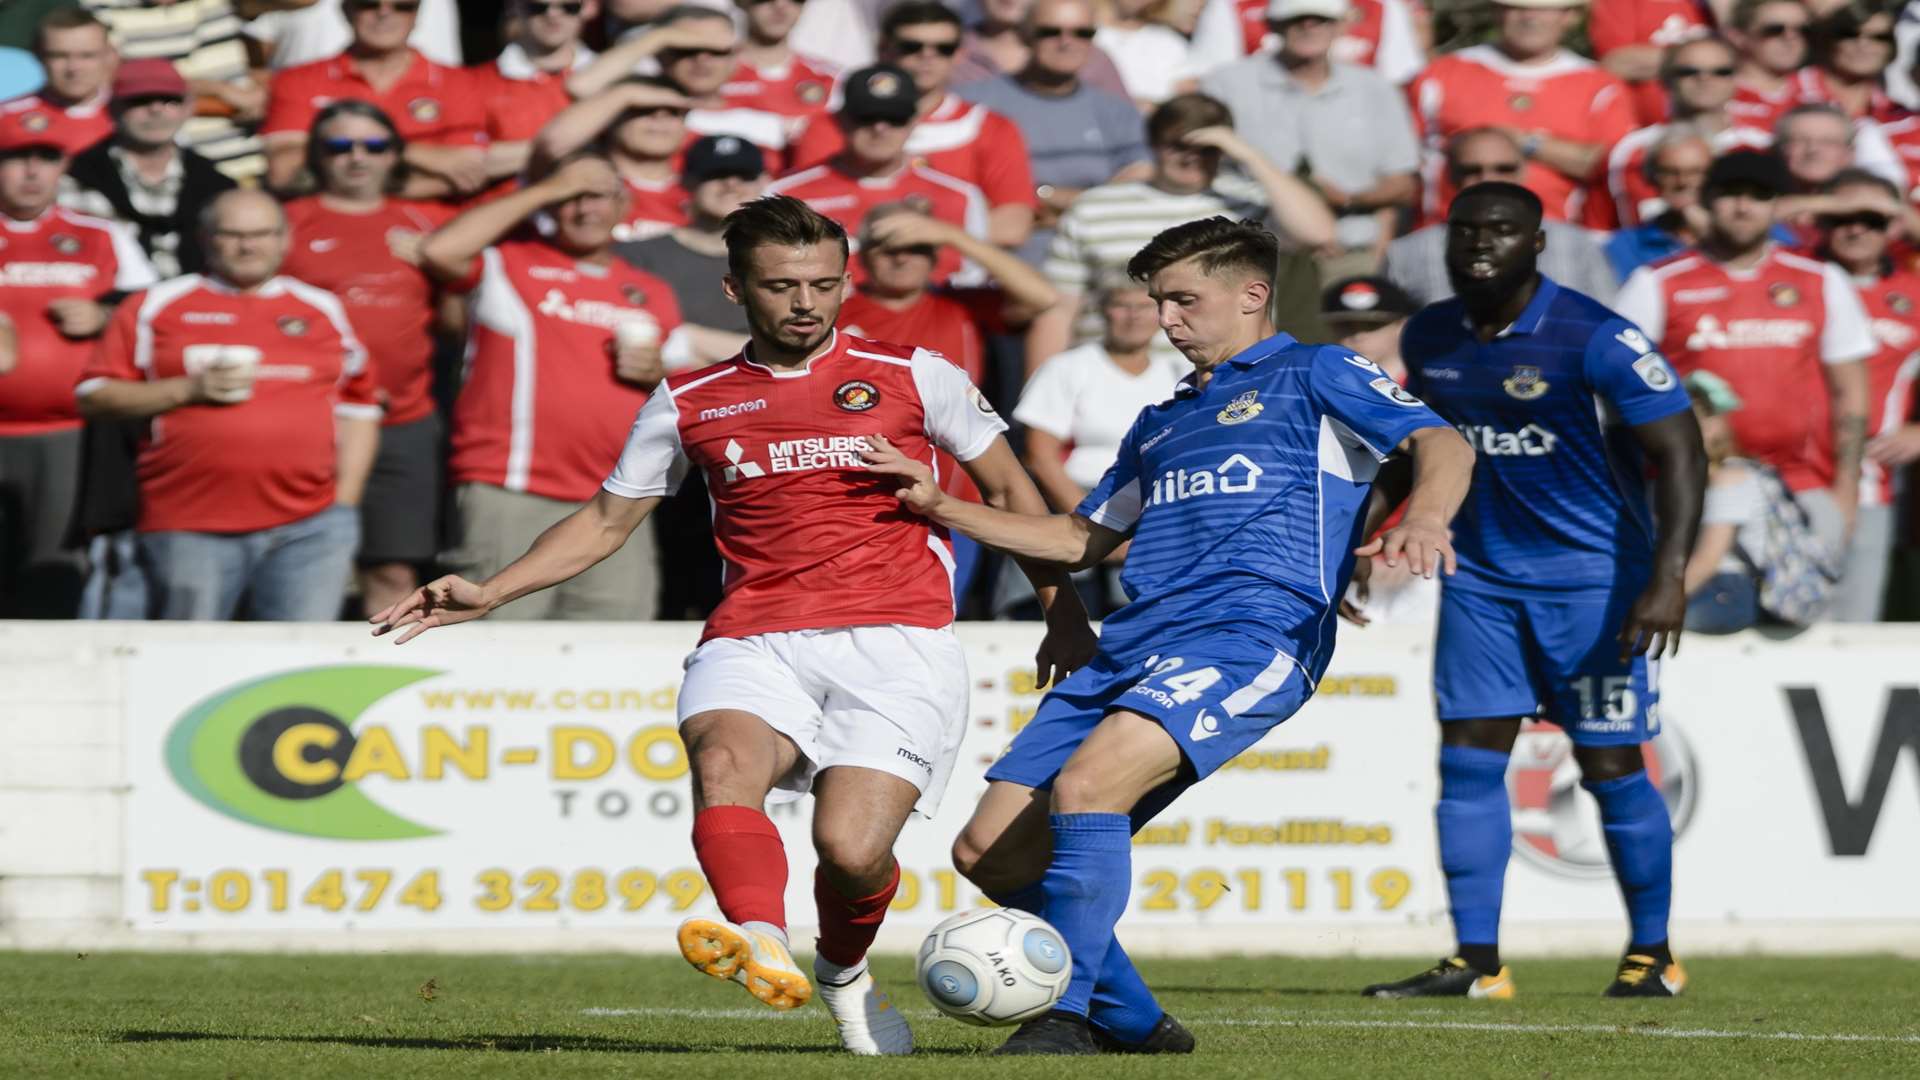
[839,64,918,125]
[683,134,765,183]
[1703,149,1790,198]
[1321,276,1417,324]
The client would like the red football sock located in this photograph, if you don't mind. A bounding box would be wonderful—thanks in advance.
[813,861,900,967]
[691,805,788,928]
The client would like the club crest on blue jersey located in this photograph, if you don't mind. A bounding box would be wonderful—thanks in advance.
[1502,365,1549,401]
[1215,389,1263,425]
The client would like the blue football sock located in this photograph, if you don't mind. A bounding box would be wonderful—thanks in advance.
[1039,812,1133,1019]
[989,875,1160,1041]
[1437,744,1513,952]
[1582,769,1673,948]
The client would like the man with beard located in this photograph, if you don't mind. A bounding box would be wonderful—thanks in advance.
[374,195,1093,1056]
[1363,181,1708,1000]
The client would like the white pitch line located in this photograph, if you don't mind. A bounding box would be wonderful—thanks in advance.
[579,1006,1920,1045]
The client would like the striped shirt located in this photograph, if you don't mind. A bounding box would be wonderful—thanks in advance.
[1044,177,1269,351]
[85,0,263,181]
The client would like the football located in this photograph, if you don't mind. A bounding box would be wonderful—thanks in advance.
[915,908,1072,1026]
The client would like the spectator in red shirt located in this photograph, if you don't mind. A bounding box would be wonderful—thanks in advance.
[0,108,156,617]
[421,153,687,620]
[767,64,989,286]
[262,0,486,198]
[1728,0,1813,134]
[1589,0,1714,124]
[281,100,455,617]
[1405,0,1636,225]
[725,0,837,133]
[838,203,1057,603]
[469,0,603,192]
[77,189,382,620]
[791,1,1038,250]
[534,75,696,242]
[1815,167,1920,620]
[4,9,116,159]
[571,7,793,171]
[1795,2,1901,122]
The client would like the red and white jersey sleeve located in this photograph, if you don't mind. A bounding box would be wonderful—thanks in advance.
[605,331,1006,642]
[1853,271,1920,505]
[1594,124,1770,229]
[1819,260,1877,366]
[787,97,1037,210]
[1408,46,1635,224]
[77,275,377,533]
[719,54,837,126]
[470,42,593,145]
[1587,0,1712,124]
[263,50,483,147]
[448,239,684,502]
[0,207,156,434]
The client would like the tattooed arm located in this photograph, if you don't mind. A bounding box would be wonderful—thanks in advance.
[1824,358,1869,536]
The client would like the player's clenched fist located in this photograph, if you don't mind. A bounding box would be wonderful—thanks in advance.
[370,575,492,644]
[859,434,945,514]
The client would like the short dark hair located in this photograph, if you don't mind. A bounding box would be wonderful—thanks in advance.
[306,100,409,196]
[1730,0,1806,31]
[35,7,106,51]
[880,0,963,42]
[1126,216,1277,285]
[1449,180,1544,229]
[661,4,733,27]
[1146,93,1233,147]
[724,195,849,281]
[1823,165,1900,200]
[1658,33,1738,85]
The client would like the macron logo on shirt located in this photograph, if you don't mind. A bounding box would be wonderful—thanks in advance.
[699,398,768,422]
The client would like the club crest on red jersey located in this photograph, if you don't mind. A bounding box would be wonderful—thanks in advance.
[622,282,648,306]
[408,97,442,124]
[1769,282,1801,307]
[834,379,880,411]
[1508,93,1533,112]
[278,315,309,337]
[797,81,827,105]
[21,111,49,132]
[1889,292,1912,315]
[51,233,80,254]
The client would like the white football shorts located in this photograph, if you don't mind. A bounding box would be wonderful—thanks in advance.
[677,623,969,816]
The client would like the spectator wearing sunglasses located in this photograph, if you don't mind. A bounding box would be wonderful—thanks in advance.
[1592,35,1773,230]
[246,0,462,71]
[1792,1,1903,122]
[768,63,989,285]
[466,0,601,192]
[951,0,1134,100]
[1406,0,1637,227]
[1588,0,1715,125]
[1218,0,1428,85]
[1727,0,1814,133]
[1615,149,1874,566]
[721,0,838,135]
[534,75,696,242]
[0,105,157,619]
[1771,102,1912,242]
[1384,127,1616,306]
[261,0,485,198]
[1814,167,1920,620]
[791,2,1037,250]
[956,0,1150,266]
[281,101,456,619]
[572,6,796,172]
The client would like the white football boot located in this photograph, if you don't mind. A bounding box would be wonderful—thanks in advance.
[815,964,914,1056]
[676,916,813,1009]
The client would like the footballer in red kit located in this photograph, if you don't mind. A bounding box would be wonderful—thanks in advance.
[374,195,1092,1056]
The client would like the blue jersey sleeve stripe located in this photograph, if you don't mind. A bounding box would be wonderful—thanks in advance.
[1082,477,1143,531]
[1221,649,1304,713]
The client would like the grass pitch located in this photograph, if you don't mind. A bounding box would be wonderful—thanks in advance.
[4,952,1917,1078]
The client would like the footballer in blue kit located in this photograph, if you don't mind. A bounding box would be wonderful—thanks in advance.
[863,217,1476,1054]
[1359,183,1707,1001]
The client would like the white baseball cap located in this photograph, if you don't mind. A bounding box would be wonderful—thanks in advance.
[1266,0,1349,21]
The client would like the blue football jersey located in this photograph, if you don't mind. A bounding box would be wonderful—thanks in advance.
[1401,275,1692,596]
[1076,332,1450,683]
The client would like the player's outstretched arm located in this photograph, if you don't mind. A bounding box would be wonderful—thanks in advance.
[862,435,1124,567]
[1354,425,1473,579]
[1618,410,1708,660]
[371,490,661,643]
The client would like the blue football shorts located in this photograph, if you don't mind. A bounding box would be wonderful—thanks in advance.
[985,630,1314,817]
[1433,584,1659,746]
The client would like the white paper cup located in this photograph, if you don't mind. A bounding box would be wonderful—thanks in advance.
[615,316,660,351]
[212,344,261,402]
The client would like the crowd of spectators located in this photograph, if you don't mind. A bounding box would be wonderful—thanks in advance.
[0,0,1916,626]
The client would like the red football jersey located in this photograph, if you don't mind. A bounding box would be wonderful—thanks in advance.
[1849,269,1920,506]
[1408,45,1636,224]
[78,275,381,533]
[788,94,1037,211]
[765,161,988,284]
[0,206,156,434]
[1727,78,1801,137]
[602,330,1007,642]
[0,93,111,157]
[281,196,452,426]
[1587,0,1713,124]
[1615,248,1877,492]
[263,49,483,147]
[1879,111,1920,202]
[447,239,683,502]
[469,42,593,145]
[688,105,791,176]
[720,54,837,124]
[615,174,689,243]
[1591,123,1770,229]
